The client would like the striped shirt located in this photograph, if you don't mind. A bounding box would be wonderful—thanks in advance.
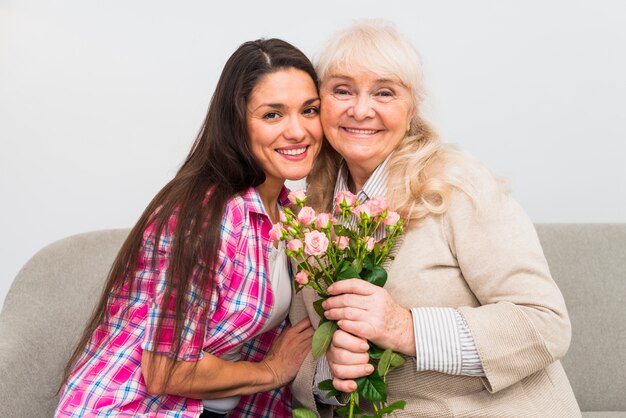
[315,155,483,396]
[56,187,293,418]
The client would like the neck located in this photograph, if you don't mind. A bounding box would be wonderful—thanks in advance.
[256,178,283,223]
[346,164,373,194]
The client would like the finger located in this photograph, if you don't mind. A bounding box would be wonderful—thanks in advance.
[291,318,312,332]
[329,363,374,380]
[326,279,377,296]
[324,305,369,323]
[331,329,369,353]
[333,377,358,393]
[328,346,369,365]
[322,293,370,311]
[335,319,376,341]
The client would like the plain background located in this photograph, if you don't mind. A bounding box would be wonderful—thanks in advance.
[1,0,625,309]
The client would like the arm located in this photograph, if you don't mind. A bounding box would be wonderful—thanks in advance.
[445,184,571,392]
[141,318,313,399]
[324,177,569,393]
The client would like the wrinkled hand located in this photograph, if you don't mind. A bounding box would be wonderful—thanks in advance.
[262,318,314,388]
[327,329,372,392]
[322,279,416,356]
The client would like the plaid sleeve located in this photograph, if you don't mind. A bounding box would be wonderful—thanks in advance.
[140,213,211,362]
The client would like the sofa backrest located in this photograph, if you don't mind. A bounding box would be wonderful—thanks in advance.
[0,229,129,418]
[0,225,624,416]
[536,224,626,412]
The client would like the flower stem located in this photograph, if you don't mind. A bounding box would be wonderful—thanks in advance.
[349,391,357,418]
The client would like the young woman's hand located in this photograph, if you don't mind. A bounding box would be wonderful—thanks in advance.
[261,318,314,387]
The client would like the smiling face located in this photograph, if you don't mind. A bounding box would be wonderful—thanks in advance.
[247,68,323,188]
[320,71,414,182]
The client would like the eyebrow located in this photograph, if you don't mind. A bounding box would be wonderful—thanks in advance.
[327,75,400,85]
[250,97,320,112]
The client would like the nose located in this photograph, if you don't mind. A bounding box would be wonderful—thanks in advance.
[348,94,375,120]
[284,115,306,140]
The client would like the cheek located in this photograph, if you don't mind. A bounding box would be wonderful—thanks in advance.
[320,100,343,129]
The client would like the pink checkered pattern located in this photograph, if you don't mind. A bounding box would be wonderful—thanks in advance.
[56,187,292,417]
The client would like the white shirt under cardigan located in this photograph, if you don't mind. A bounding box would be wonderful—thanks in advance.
[202,240,292,414]
[313,155,484,404]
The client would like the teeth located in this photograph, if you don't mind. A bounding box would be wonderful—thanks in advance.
[344,128,378,134]
[277,147,307,156]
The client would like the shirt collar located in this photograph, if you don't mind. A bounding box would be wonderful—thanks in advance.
[239,186,291,216]
[334,152,393,202]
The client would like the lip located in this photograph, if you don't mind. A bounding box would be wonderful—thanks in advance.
[340,127,382,137]
[275,145,310,161]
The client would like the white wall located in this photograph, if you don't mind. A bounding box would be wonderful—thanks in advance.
[1,0,625,309]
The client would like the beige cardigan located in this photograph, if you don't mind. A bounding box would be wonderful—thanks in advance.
[289,172,581,417]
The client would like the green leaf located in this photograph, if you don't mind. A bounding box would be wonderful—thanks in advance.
[363,265,387,287]
[292,408,318,418]
[337,263,360,281]
[377,400,406,414]
[336,403,362,417]
[312,320,338,359]
[390,352,406,367]
[363,255,375,270]
[368,343,385,359]
[317,378,340,397]
[356,371,387,402]
[313,298,325,319]
[377,348,393,377]
[317,379,335,391]
[333,224,350,236]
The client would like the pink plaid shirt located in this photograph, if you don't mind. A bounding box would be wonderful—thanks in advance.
[56,187,293,417]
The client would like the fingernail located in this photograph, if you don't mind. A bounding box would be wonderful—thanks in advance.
[360,343,369,351]
[365,365,374,373]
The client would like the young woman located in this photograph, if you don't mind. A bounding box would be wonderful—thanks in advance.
[56,38,320,418]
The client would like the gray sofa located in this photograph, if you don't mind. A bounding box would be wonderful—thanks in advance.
[1,225,625,417]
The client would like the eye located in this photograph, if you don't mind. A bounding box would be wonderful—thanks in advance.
[332,86,353,100]
[303,106,320,116]
[263,112,281,120]
[375,89,395,101]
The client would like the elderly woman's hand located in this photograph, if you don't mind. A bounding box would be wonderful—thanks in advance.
[322,279,416,356]
[327,329,372,392]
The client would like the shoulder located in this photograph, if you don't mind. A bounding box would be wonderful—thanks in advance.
[438,145,509,215]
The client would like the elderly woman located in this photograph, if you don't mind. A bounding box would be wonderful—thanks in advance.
[289,21,581,417]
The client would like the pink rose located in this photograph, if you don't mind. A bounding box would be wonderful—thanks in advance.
[365,236,376,251]
[269,223,284,242]
[279,210,287,223]
[295,270,309,285]
[333,236,349,250]
[315,213,332,229]
[335,191,358,207]
[287,239,303,252]
[304,230,329,256]
[288,189,307,205]
[352,203,372,220]
[383,211,401,226]
[368,196,389,217]
[298,206,316,226]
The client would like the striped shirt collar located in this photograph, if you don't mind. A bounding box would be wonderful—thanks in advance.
[334,153,393,202]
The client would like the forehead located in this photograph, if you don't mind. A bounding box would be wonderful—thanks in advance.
[248,68,317,105]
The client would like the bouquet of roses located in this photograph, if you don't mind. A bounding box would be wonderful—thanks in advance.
[270,189,406,418]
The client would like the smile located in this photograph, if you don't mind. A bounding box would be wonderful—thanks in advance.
[276,146,308,156]
[342,127,379,135]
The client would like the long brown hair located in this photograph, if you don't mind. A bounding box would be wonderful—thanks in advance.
[61,38,318,388]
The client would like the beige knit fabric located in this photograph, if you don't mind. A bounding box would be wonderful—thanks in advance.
[289,170,581,417]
